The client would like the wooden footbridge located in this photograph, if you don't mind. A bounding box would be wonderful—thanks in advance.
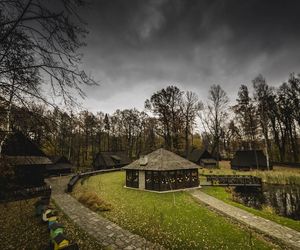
[200,175,262,187]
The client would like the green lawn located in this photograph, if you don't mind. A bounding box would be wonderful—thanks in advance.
[73,171,277,249]
[201,187,300,232]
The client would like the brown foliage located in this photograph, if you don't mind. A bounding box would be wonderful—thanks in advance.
[78,191,112,212]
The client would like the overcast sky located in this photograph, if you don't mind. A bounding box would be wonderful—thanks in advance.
[76,0,300,114]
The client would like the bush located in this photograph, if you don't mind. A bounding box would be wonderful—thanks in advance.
[78,191,112,212]
[261,204,275,214]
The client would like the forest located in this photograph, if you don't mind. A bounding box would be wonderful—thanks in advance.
[1,73,299,169]
[0,0,299,169]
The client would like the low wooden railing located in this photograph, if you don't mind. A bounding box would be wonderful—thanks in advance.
[67,168,122,192]
[201,175,262,187]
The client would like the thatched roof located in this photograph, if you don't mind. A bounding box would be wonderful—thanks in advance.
[93,151,131,168]
[188,148,214,163]
[1,131,51,165]
[231,150,269,168]
[123,148,199,171]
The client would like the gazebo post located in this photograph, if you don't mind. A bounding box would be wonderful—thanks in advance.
[138,170,145,190]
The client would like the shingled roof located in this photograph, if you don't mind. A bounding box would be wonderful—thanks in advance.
[47,155,74,170]
[93,151,131,169]
[0,131,51,165]
[188,148,214,163]
[123,148,199,171]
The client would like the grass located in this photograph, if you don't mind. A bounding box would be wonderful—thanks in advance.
[0,198,49,250]
[73,171,278,250]
[0,198,104,250]
[200,161,300,185]
[201,187,300,232]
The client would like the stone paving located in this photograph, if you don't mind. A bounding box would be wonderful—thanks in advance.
[190,190,300,250]
[47,177,164,250]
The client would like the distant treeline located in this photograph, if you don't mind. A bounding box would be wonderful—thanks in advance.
[0,73,299,168]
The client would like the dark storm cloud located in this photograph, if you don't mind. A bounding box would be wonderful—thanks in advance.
[76,0,300,113]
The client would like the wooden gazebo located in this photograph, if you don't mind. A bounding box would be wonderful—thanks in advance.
[123,148,200,192]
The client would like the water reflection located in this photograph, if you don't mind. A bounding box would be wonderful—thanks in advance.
[232,184,300,220]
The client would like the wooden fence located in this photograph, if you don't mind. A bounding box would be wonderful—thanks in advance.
[0,184,51,202]
[67,168,122,192]
[201,175,262,187]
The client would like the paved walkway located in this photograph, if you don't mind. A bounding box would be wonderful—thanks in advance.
[47,177,163,250]
[190,190,300,249]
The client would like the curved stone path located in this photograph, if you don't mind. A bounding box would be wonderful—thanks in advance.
[190,190,300,250]
[47,177,164,250]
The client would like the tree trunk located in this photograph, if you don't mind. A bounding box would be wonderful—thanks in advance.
[185,125,189,158]
[0,78,15,154]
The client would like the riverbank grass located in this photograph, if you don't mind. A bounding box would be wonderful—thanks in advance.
[73,171,277,249]
[201,187,300,232]
[201,161,300,185]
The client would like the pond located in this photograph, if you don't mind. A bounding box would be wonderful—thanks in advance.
[232,184,300,220]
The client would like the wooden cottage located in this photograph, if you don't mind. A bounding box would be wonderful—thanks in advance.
[92,151,131,170]
[123,148,200,192]
[0,131,51,187]
[46,156,74,176]
[188,148,217,168]
[231,150,272,170]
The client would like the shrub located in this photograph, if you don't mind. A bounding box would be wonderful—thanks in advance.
[261,204,275,214]
[78,191,112,212]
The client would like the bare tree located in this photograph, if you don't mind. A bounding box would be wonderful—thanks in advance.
[0,0,96,153]
[277,83,298,162]
[234,84,259,149]
[145,86,184,151]
[287,73,300,127]
[181,91,203,157]
[253,75,273,169]
[199,84,229,166]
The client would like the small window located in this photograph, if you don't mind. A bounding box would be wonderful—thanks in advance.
[126,170,139,188]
